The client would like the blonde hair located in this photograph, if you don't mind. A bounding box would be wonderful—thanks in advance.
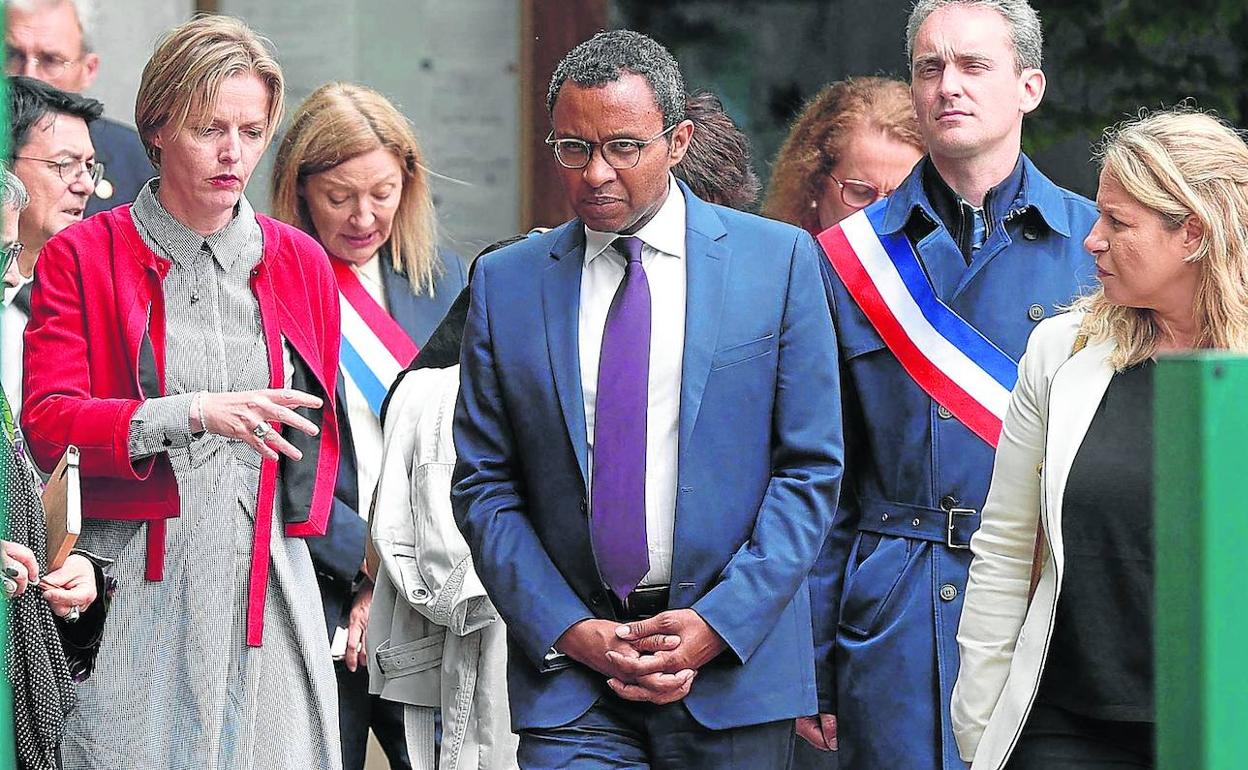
[135,14,284,168]
[763,77,923,234]
[1073,109,1248,368]
[271,82,441,295]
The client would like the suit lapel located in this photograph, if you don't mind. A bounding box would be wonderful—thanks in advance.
[678,193,729,456]
[1043,336,1116,569]
[543,224,590,483]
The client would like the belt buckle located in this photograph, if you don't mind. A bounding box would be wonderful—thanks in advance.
[946,507,975,550]
[622,585,667,619]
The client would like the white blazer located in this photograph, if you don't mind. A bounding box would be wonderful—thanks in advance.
[951,311,1119,769]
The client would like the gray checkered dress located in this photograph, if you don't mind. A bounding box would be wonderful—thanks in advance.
[59,183,341,770]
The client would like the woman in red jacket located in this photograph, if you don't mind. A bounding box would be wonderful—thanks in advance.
[21,16,343,770]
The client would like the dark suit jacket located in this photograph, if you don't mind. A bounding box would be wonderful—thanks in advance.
[86,117,155,216]
[452,182,845,731]
[309,248,467,637]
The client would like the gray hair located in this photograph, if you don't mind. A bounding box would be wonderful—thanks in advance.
[547,29,686,128]
[5,0,97,52]
[905,0,1043,73]
[0,162,31,212]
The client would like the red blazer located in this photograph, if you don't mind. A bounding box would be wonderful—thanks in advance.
[22,205,341,645]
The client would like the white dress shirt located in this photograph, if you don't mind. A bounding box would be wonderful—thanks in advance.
[579,175,686,586]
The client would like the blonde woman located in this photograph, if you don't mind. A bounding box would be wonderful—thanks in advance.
[21,15,343,769]
[763,77,923,234]
[952,109,1248,769]
[271,81,465,770]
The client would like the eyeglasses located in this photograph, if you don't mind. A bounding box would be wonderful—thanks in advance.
[545,124,678,170]
[4,48,81,79]
[1,242,24,277]
[829,174,887,210]
[14,156,105,187]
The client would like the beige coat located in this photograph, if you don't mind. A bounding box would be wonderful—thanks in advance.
[368,365,518,770]
[951,312,1119,769]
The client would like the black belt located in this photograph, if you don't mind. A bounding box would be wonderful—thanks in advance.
[856,498,979,549]
[609,584,670,622]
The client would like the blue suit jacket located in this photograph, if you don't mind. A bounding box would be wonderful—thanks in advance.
[309,249,467,636]
[86,117,155,216]
[451,183,845,731]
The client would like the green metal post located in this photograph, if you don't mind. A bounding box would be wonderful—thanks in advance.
[1155,354,1248,769]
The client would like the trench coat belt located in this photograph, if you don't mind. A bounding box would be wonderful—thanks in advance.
[856,498,980,549]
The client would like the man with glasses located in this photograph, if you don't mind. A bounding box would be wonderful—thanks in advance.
[804,1,1096,768]
[6,0,153,215]
[452,29,843,769]
[4,75,102,412]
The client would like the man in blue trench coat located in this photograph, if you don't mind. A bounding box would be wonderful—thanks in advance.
[798,1,1097,768]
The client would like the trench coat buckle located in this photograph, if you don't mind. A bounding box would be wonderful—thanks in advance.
[946,508,976,550]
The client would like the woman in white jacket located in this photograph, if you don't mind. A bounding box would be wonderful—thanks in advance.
[368,241,525,770]
[952,109,1248,769]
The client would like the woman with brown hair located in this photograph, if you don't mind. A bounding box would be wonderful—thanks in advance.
[271,81,465,770]
[764,77,924,233]
[22,15,343,769]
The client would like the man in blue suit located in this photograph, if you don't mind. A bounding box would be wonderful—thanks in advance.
[452,29,843,769]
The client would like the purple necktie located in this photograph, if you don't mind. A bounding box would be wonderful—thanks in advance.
[590,236,651,600]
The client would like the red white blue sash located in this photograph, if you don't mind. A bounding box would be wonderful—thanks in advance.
[332,259,419,417]
[818,203,1017,447]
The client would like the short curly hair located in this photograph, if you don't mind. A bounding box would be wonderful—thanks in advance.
[763,77,923,234]
[547,29,686,129]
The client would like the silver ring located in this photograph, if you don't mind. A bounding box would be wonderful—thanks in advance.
[2,577,16,597]
[65,605,81,623]
[252,422,272,439]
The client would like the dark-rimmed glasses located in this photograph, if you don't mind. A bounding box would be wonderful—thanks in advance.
[14,156,105,187]
[829,173,886,210]
[546,124,678,170]
[1,242,24,277]
[4,48,82,80]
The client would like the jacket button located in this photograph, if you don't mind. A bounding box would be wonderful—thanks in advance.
[880,512,890,522]
[1022,225,1039,241]
[1028,303,1045,321]
[937,405,953,420]
[911,518,921,527]
[940,584,958,601]
[940,494,960,511]
[410,587,429,601]
[580,497,588,515]
[589,590,607,607]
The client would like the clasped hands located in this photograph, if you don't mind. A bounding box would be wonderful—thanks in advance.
[555,608,727,705]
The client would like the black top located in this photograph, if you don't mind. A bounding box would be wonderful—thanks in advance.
[1038,360,1154,722]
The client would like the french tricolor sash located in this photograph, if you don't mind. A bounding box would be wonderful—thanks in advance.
[332,259,419,416]
[818,202,1018,447]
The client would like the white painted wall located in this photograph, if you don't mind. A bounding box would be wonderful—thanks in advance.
[84,0,194,126]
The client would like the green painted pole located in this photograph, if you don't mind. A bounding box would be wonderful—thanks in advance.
[0,16,14,767]
[1155,354,1248,769]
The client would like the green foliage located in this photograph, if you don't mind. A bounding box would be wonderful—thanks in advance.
[1028,0,1248,155]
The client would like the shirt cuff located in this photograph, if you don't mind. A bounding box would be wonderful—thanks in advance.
[127,393,198,459]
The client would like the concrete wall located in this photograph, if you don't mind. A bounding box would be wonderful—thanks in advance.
[85,0,194,126]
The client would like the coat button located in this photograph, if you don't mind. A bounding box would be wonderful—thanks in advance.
[1028,303,1045,321]
[880,512,890,522]
[580,497,588,514]
[937,405,953,420]
[911,518,921,527]
[1022,225,1039,241]
[940,584,958,601]
[410,587,429,601]
[940,494,960,511]
[589,590,608,607]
